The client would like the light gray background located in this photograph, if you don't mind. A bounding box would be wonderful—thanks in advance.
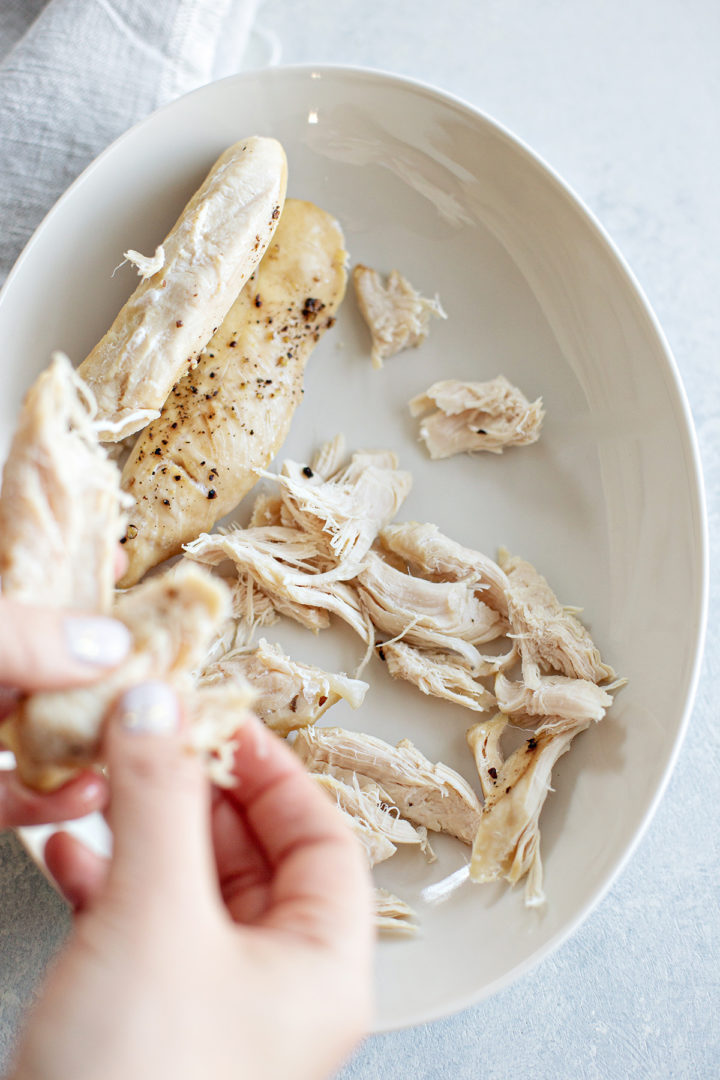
[1,1,718,1077]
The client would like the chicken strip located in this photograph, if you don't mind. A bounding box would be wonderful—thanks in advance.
[494,672,613,724]
[498,548,616,687]
[294,727,482,844]
[199,638,368,736]
[78,137,288,441]
[0,353,127,612]
[119,199,348,586]
[352,264,446,369]
[312,773,428,866]
[379,520,509,615]
[409,375,544,459]
[381,641,496,711]
[3,563,231,790]
[467,716,588,906]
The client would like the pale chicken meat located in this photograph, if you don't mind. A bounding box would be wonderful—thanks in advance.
[3,562,231,790]
[352,264,446,369]
[382,641,496,712]
[409,375,544,459]
[199,638,368,736]
[0,353,127,612]
[356,550,505,672]
[494,672,613,724]
[374,888,419,936]
[379,520,510,615]
[294,726,482,845]
[118,199,348,586]
[312,773,429,866]
[498,548,616,688]
[77,137,288,441]
[467,715,589,906]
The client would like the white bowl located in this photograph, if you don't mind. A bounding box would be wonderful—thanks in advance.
[0,65,707,1031]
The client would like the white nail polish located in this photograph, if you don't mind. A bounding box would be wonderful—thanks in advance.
[117,683,179,735]
[65,616,132,666]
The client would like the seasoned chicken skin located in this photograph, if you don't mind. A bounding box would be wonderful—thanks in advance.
[410,375,544,458]
[294,727,482,844]
[78,137,288,441]
[199,638,367,736]
[0,353,126,612]
[352,265,446,368]
[119,200,348,586]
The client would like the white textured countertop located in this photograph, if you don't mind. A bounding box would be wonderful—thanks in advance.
[1,2,718,1077]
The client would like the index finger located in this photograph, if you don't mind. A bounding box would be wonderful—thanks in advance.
[225,718,373,953]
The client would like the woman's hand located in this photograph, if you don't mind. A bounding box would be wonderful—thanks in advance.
[9,683,374,1080]
[0,596,131,828]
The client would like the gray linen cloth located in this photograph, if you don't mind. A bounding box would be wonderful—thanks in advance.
[0,0,259,1067]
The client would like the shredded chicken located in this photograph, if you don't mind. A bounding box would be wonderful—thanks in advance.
[294,727,482,844]
[0,353,127,611]
[409,375,544,459]
[494,672,613,724]
[353,264,446,369]
[380,520,510,615]
[382,641,496,712]
[467,716,588,906]
[498,548,616,687]
[312,773,429,866]
[124,245,165,280]
[200,638,368,736]
[374,888,419,936]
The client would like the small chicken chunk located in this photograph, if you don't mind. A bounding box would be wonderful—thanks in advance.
[294,726,482,844]
[382,641,496,712]
[353,264,446,369]
[374,888,419,936]
[498,548,616,687]
[494,672,613,724]
[409,375,544,459]
[200,638,367,736]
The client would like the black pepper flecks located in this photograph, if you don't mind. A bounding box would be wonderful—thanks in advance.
[302,466,313,478]
[488,766,498,780]
[207,489,217,500]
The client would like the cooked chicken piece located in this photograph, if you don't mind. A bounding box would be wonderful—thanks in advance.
[294,727,482,844]
[199,638,367,736]
[374,888,419,936]
[382,641,496,711]
[409,375,544,459]
[185,528,371,640]
[312,773,428,866]
[78,137,288,441]
[352,264,446,369]
[466,713,509,799]
[0,353,127,612]
[356,551,505,671]
[119,200,348,586]
[310,433,347,479]
[2,563,231,790]
[498,548,616,687]
[265,449,412,573]
[248,492,286,528]
[494,672,613,724]
[468,717,588,906]
[182,680,255,788]
[379,520,509,616]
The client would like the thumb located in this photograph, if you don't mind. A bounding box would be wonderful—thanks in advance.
[103,682,214,909]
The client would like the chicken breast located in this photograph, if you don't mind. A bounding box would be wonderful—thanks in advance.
[0,353,126,612]
[199,638,368,736]
[118,199,348,586]
[312,773,429,866]
[381,641,496,711]
[3,563,231,790]
[498,548,616,687]
[352,264,446,369]
[78,137,288,441]
[379,520,510,615]
[409,375,544,458]
[294,726,482,844]
[468,717,588,906]
[494,672,613,724]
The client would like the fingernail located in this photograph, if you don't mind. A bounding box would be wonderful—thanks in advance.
[115,682,179,736]
[64,616,132,667]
